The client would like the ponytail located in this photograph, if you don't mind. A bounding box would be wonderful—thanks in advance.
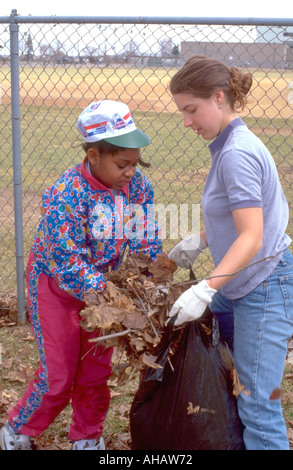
[228,66,253,110]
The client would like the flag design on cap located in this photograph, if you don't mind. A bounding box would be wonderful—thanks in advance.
[112,111,134,130]
[77,100,150,147]
[84,120,108,138]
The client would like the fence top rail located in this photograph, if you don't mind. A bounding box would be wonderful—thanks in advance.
[0,14,293,26]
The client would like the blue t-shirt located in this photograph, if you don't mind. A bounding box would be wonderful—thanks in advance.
[201,117,291,299]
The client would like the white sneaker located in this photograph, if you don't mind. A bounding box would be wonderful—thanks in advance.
[0,421,32,450]
[72,437,105,450]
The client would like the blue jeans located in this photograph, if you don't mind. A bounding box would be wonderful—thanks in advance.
[210,248,293,450]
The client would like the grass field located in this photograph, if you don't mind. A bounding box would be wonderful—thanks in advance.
[0,65,293,117]
[0,64,293,290]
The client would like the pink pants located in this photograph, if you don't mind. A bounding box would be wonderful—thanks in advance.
[8,256,113,441]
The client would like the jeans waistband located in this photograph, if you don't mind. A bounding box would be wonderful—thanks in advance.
[274,247,293,271]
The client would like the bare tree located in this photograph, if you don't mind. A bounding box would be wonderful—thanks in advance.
[124,39,139,58]
[159,38,174,56]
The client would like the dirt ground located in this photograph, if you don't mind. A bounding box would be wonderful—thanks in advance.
[1,65,293,120]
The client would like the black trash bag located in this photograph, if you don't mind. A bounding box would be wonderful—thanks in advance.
[130,309,244,450]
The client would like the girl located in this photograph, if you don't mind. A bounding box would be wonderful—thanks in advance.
[168,56,293,450]
[0,100,162,450]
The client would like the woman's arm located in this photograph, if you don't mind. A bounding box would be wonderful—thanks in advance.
[167,206,263,326]
[199,229,208,247]
[207,206,263,290]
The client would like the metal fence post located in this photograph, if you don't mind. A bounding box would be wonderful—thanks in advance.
[10,9,26,325]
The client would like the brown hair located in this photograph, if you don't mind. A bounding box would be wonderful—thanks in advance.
[82,140,150,167]
[170,55,253,111]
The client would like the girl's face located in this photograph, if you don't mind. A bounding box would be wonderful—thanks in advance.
[173,92,236,141]
[88,147,140,190]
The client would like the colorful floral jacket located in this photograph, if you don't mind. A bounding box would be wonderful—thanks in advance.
[31,159,162,300]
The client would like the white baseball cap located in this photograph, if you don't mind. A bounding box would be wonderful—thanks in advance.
[76,100,150,148]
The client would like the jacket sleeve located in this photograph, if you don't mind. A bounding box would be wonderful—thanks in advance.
[127,172,162,260]
[33,186,106,300]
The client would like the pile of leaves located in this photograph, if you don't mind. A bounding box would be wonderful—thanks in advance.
[0,290,18,327]
[80,253,188,372]
[79,253,252,400]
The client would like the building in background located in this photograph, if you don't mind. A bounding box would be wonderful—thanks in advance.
[181,26,293,68]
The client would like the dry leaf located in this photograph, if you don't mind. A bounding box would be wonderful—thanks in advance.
[84,288,100,306]
[287,428,293,446]
[122,312,148,330]
[187,402,216,415]
[141,353,162,369]
[231,367,250,398]
[187,402,200,415]
[128,336,145,352]
[148,253,177,283]
[269,388,282,400]
[0,290,19,325]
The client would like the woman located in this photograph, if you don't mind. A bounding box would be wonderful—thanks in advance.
[168,56,293,450]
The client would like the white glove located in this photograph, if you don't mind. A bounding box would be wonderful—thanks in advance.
[168,234,207,269]
[167,280,216,326]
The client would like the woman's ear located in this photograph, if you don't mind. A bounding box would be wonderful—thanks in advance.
[87,147,100,166]
[214,89,224,108]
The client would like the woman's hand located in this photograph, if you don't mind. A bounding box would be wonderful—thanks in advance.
[167,280,217,326]
[168,233,207,268]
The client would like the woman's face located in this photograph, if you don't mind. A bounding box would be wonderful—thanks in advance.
[173,92,234,141]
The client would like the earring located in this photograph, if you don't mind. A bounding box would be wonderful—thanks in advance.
[219,105,222,109]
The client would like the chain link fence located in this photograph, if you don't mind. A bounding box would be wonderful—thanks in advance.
[1,12,293,322]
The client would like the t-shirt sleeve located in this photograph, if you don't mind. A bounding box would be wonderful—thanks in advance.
[218,148,263,210]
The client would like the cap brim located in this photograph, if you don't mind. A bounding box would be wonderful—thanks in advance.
[103,129,150,148]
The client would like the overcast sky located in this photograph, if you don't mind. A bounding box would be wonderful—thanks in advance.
[0,0,292,19]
